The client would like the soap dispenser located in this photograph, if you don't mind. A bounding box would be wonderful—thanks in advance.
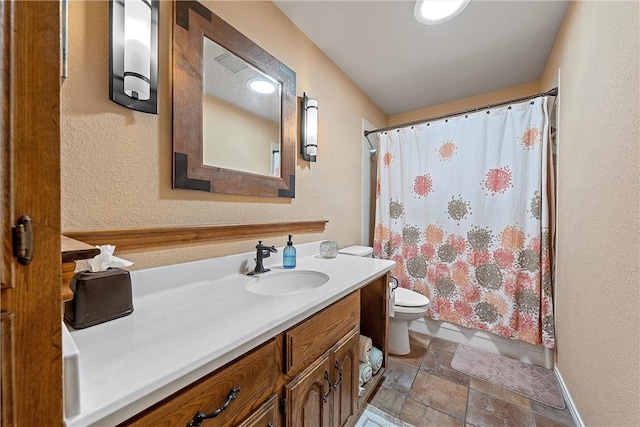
[283,235,296,269]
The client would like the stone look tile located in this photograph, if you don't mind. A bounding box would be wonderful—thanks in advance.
[409,371,468,420]
[408,330,432,349]
[466,388,535,427]
[381,358,418,394]
[365,335,578,427]
[469,377,531,410]
[428,337,460,354]
[400,397,464,427]
[421,343,470,386]
[530,399,576,427]
[390,332,431,369]
[369,385,407,417]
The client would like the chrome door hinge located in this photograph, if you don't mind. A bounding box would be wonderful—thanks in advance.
[12,215,33,265]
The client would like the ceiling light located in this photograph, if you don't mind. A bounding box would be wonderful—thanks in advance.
[414,0,470,25]
[248,78,276,94]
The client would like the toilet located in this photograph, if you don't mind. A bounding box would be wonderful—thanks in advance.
[389,286,430,355]
[338,245,430,356]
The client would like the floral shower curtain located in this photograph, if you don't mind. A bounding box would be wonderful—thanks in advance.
[373,97,555,348]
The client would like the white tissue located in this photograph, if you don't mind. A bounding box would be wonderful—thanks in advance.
[88,245,133,272]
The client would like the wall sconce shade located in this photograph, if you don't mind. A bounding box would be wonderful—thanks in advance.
[301,93,318,162]
[110,0,159,114]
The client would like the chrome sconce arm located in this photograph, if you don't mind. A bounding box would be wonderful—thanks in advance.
[109,0,159,114]
[300,93,318,162]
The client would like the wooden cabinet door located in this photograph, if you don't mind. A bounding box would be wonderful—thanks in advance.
[237,394,279,427]
[1,0,62,425]
[331,328,359,427]
[285,352,332,427]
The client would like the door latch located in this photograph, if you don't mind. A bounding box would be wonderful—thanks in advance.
[12,215,33,265]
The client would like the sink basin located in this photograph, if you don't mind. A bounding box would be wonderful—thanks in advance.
[246,270,329,296]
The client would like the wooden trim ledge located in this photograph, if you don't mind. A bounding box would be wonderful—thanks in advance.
[61,236,102,302]
[63,220,329,252]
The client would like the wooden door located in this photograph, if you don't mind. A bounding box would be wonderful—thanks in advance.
[1,0,62,425]
[330,329,359,427]
[285,352,332,427]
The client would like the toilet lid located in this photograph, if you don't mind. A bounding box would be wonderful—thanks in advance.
[395,287,430,307]
[338,245,373,256]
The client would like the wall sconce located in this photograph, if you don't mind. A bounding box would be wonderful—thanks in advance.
[301,93,318,162]
[109,0,159,114]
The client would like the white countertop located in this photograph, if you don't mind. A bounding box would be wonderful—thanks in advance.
[63,242,395,426]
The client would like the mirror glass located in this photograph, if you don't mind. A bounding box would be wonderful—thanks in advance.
[202,37,282,177]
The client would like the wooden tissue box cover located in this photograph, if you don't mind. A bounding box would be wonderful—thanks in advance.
[64,268,133,329]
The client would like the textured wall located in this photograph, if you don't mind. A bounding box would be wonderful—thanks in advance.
[61,1,387,269]
[540,1,640,425]
[388,81,542,126]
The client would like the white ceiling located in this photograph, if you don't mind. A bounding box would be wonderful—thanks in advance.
[203,38,280,122]
[274,0,570,116]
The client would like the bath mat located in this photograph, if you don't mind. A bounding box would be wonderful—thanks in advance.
[451,344,565,409]
[355,404,412,427]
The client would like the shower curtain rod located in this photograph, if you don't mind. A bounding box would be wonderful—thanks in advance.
[364,87,558,137]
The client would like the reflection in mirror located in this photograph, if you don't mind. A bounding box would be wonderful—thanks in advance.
[202,37,281,177]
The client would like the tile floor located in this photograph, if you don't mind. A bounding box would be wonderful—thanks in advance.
[366,331,577,427]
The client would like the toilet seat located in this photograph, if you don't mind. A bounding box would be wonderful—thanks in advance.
[394,287,429,308]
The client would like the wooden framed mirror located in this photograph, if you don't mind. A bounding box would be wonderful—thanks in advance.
[172,1,296,198]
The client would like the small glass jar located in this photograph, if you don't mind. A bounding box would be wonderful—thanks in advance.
[319,240,338,258]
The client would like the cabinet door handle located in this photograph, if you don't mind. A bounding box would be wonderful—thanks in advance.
[333,361,343,390]
[322,370,332,403]
[187,387,241,427]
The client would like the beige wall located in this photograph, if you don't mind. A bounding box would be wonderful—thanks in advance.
[61,1,386,269]
[388,81,542,126]
[202,94,278,176]
[539,1,640,425]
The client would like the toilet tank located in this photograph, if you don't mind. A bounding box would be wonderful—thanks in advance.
[338,245,373,257]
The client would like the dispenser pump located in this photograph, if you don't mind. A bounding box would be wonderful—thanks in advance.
[283,234,296,269]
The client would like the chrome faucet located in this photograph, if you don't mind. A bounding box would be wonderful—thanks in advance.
[247,241,278,275]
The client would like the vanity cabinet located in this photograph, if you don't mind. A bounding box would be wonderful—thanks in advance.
[236,394,279,427]
[284,292,359,377]
[283,292,360,427]
[330,331,360,426]
[122,337,282,427]
[284,329,359,427]
[285,351,332,427]
[120,274,388,427]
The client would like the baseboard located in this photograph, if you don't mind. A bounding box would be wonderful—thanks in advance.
[409,317,554,368]
[554,368,584,427]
